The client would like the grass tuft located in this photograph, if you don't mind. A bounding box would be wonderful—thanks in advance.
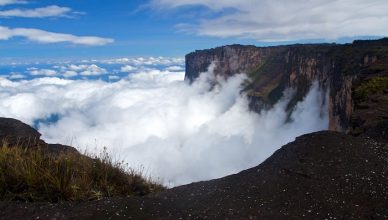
[0,143,165,202]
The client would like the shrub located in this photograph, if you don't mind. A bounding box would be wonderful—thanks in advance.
[0,143,164,202]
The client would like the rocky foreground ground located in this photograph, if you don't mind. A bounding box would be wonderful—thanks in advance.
[1,121,387,219]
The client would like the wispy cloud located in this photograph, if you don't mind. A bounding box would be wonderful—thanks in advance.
[0,0,26,6]
[0,5,75,18]
[0,26,114,46]
[152,0,388,41]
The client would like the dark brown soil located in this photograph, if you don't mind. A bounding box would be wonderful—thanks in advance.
[2,131,387,219]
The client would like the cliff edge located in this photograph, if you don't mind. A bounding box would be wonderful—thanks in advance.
[185,38,388,132]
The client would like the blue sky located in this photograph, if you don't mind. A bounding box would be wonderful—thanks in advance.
[0,0,387,61]
[0,0,258,60]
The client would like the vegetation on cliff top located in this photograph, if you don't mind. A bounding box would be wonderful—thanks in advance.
[0,143,165,202]
[354,76,388,100]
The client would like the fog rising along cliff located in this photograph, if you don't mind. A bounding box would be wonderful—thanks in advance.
[185,38,388,132]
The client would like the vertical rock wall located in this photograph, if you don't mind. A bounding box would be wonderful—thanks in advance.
[185,39,388,132]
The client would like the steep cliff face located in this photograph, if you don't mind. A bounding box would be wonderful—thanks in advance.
[185,38,388,132]
[185,45,284,82]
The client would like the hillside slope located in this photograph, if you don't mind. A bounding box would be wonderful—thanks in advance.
[1,131,387,219]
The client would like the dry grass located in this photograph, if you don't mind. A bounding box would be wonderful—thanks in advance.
[0,143,165,202]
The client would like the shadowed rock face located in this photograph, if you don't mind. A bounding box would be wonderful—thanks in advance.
[0,117,78,154]
[185,38,388,132]
[0,117,42,147]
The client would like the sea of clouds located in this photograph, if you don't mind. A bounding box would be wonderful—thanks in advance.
[0,57,328,186]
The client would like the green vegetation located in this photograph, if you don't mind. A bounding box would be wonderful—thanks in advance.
[0,143,165,202]
[354,76,388,100]
[247,57,274,86]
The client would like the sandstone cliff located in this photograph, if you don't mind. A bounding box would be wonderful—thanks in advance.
[185,38,388,132]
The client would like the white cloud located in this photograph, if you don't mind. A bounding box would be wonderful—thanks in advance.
[0,0,25,6]
[0,5,74,18]
[0,25,114,46]
[120,65,136,72]
[153,0,388,41]
[0,64,328,186]
[7,72,25,79]
[166,65,184,71]
[28,68,58,76]
[2,57,183,80]
[62,70,78,78]
[108,75,120,81]
[67,64,89,71]
[79,64,107,76]
[54,64,108,77]
[105,58,130,64]
[101,57,184,66]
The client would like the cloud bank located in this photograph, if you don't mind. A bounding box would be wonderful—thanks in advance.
[0,26,114,46]
[0,62,328,186]
[153,0,388,41]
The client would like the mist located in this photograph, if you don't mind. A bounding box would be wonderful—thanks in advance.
[0,63,328,186]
